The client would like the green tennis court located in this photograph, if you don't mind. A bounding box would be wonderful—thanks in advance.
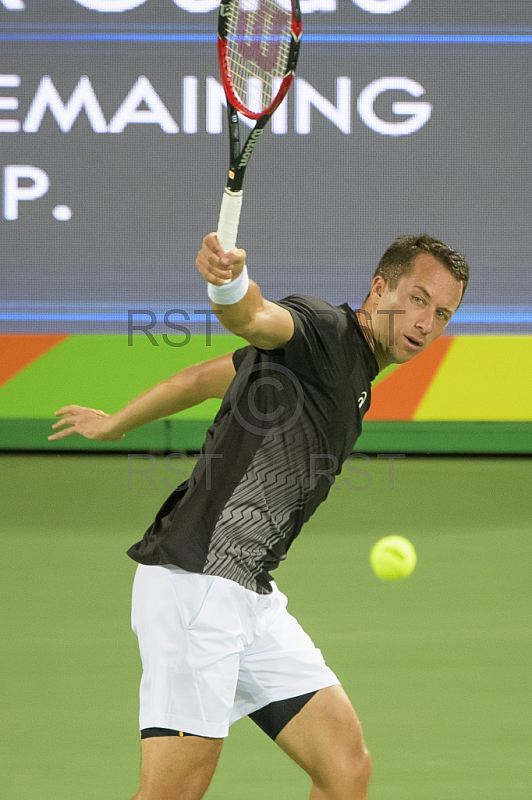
[2,453,530,800]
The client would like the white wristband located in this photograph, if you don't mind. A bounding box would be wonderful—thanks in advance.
[207,265,249,305]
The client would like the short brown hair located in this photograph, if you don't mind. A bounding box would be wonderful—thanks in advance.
[375,234,470,299]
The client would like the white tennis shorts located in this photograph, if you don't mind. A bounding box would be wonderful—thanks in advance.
[131,564,339,738]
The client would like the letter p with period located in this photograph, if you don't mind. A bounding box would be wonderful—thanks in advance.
[3,165,50,220]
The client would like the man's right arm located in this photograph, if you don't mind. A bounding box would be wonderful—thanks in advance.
[48,352,236,442]
[196,233,295,350]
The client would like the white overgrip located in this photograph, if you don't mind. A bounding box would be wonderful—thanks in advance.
[217,188,243,253]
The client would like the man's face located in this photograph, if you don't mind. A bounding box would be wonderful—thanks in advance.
[369,253,463,364]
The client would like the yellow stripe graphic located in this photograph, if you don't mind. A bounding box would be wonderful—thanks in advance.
[415,337,532,421]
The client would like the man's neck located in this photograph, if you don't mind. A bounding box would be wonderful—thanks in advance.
[355,304,391,373]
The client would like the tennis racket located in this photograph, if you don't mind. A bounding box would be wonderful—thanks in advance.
[216,0,302,253]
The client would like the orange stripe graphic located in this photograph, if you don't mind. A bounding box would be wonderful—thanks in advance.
[366,337,454,421]
[0,334,69,388]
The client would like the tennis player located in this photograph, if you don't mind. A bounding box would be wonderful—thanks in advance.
[50,234,468,800]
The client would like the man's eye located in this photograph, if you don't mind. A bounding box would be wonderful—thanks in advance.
[412,295,423,304]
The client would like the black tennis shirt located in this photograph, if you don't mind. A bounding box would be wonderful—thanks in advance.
[127,295,379,593]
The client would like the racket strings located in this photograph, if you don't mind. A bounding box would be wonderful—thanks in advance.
[226,0,293,113]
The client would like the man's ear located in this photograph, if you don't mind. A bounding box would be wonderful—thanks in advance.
[369,275,387,305]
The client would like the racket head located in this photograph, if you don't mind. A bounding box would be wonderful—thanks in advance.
[218,0,302,121]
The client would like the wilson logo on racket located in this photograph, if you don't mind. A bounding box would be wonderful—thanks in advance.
[236,2,289,72]
[238,129,264,168]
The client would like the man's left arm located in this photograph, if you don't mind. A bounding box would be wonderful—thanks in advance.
[48,353,236,442]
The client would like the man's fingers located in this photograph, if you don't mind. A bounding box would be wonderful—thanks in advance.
[197,234,246,286]
[206,258,231,278]
[54,405,80,416]
[201,251,231,275]
[200,233,245,265]
[51,416,73,430]
[203,232,223,256]
[206,263,233,279]
[207,252,225,268]
[220,248,245,266]
[48,426,75,441]
[197,263,233,286]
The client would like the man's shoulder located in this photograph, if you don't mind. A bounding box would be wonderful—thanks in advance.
[276,294,350,330]
[232,296,354,371]
[277,294,341,313]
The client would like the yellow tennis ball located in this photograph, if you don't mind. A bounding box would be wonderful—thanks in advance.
[370,536,417,580]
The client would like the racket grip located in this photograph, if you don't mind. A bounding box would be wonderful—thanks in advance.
[217,188,243,253]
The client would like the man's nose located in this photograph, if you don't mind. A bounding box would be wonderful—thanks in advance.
[415,310,434,334]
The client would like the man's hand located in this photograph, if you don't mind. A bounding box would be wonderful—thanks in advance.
[196,233,246,286]
[48,406,125,441]
[196,232,294,349]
